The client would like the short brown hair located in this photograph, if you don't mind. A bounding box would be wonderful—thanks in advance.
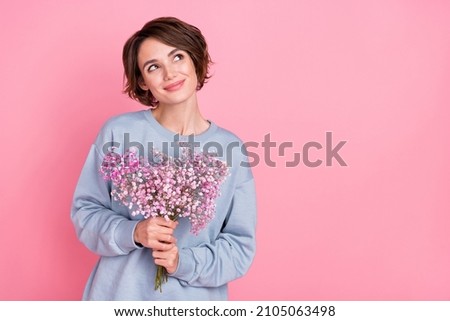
[122,17,212,106]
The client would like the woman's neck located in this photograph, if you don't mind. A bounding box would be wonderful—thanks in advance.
[151,97,210,136]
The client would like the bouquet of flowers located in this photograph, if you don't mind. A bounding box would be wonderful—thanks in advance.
[100,147,229,292]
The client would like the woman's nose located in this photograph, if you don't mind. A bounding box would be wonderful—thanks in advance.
[163,65,177,81]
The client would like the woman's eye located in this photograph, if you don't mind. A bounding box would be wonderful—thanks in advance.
[148,64,158,72]
[174,54,183,62]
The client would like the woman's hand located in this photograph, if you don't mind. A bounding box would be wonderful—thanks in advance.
[134,217,179,273]
[134,217,178,251]
[153,245,179,274]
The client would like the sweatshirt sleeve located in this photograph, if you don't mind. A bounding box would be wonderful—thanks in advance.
[71,144,141,257]
[170,176,257,287]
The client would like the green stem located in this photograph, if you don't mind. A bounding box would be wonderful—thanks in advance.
[154,215,177,293]
[154,265,168,292]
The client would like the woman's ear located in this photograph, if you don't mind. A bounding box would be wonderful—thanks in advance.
[138,77,148,91]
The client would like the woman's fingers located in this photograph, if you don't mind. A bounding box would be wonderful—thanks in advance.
[153,246,179,274]
[152,216,178,229]
[148,239,175,251]
[150,216,178,230]
[134,217,178,249]
[142,217,178,235]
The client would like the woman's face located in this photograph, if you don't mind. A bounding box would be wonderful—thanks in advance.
[137,38,198,107]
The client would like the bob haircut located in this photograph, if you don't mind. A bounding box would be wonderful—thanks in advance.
[122,17,212,107]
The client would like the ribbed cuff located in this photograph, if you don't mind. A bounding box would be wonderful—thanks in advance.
[169,248,195,283]
[114,219,142,253]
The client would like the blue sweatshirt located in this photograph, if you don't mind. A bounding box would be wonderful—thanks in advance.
[71,109,257,300]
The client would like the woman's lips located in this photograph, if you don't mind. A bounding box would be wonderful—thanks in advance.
[164,79,185,91]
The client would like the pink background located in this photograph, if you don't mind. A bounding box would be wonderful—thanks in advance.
[1,0,449,300]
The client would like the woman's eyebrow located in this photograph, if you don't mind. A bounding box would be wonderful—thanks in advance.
[142,48,180,70]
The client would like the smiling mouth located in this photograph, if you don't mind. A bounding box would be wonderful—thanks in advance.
[164,80,185,91]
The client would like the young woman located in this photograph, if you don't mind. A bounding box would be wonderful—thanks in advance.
[71,17,257,300]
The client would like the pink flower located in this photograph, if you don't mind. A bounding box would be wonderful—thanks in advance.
[100,147,229,235]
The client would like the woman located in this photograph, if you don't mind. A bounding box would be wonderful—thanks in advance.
[71,17,257,300]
